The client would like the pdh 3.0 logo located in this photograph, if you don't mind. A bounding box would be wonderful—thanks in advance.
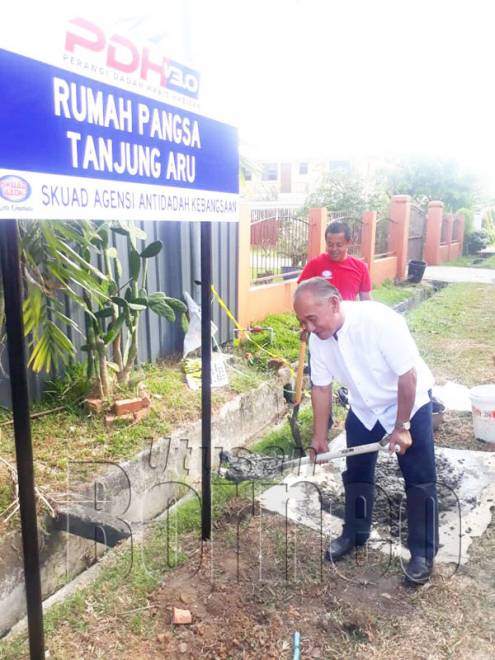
[0,175,31,203]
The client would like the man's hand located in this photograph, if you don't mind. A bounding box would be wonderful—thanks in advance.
[309,436,329,461]
[310,384,332,458]
[388,429,412,455]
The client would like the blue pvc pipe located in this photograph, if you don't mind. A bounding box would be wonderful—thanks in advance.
[292,631,301,660]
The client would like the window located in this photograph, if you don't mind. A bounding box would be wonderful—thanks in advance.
[328,160,351,173]
[299,162,308,175]
[242,167,252,181]
[262,163,278,181]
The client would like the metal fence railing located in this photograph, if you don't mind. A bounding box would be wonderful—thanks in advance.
[453,216,462,242]
[440,216,449,245]
[250,208,309,285]
[374,216,396,258]
[408,205,426,261]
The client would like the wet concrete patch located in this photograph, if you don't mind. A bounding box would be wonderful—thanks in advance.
[258,434,495,565]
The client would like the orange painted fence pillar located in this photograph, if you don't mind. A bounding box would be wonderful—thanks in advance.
[445,213,454,260]
[424,201,444,265]
[307,207,328,260]
[389,194,411,280]
[360,210,377,274]
[456,214,465,256]
[237,203,252,331]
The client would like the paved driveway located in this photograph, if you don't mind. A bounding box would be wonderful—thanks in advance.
[423,265,495,284]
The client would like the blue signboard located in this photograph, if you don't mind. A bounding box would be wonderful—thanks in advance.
[0,22,238,222]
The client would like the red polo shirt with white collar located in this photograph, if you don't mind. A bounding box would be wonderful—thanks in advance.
[298,253,371,301]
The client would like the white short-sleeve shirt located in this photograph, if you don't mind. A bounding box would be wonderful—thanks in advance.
[309,301,434,432]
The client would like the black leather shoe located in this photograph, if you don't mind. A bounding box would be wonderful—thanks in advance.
[404,556,433,584]
[324,534,360,562]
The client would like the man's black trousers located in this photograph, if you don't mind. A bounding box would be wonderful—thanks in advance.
[343,400,439,561]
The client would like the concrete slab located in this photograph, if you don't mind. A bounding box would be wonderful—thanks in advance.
[423,265,495,284]
[258,433,495,566]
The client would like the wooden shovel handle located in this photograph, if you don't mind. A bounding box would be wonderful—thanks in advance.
[294,333,307,406]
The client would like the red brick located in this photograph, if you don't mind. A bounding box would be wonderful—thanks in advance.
[172,607,192,625]
[132,407,151,422]
[113,398,146,416]
[84,398,103,414]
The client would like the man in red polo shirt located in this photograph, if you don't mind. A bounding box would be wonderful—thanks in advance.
[298,221,371,300]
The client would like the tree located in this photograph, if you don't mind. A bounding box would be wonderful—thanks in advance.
[481,208,495,244]
[302,170,389,218]
[275,215,310,268]
[382,157,480,212]
[81,221,187,397]
[17,220,108,374]
[300,171,389,249]
[0,219,186,400]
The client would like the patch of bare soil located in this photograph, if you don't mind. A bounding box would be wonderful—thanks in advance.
[434,410,495,452]
[51,497,494,660]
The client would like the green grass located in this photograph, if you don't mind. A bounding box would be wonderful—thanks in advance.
[237,281,423,373]
[228,366,266,394]
[0,395,346,658]
[444,254,495,269]
[0,476,267,659]
[251,406,314,456]
[372,279,417,306]
[0,359,263,495]
[0,481,14,515]
[251,393,347,458]
[0,394,349,657]
[236,312,301,371]
[406,282,495,386]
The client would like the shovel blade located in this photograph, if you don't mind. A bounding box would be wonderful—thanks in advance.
[289,404,305,456]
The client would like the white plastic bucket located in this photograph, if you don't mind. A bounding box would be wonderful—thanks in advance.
[469,384,495,443]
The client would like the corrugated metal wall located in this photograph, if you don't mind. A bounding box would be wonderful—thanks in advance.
[0,221,238,406]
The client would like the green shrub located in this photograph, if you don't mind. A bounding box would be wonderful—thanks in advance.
[455,207,474,236]
[465,230,489,255]
[43,363,91,409]
[482,210,495,244]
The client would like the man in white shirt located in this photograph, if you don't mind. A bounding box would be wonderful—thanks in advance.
[293,277,438,584]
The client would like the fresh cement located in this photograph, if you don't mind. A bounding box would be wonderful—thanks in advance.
[258,431,495,565]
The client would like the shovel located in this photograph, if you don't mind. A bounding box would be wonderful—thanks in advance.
[288,332,308,455]
[273,434,396,473]
[219,435,397,482]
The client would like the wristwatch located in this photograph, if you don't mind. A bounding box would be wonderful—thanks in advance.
[395,420,411,431]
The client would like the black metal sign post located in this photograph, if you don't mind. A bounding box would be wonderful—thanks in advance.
[200,221,212,541]
[0,214,215,655]
[0,219,45,659]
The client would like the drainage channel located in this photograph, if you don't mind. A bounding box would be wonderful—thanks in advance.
[0,380,287,639]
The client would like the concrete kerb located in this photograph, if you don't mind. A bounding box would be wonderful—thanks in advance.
[390,280,442,315]
[0,379,288,638]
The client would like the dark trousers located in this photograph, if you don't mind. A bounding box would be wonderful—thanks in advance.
[343,400,439,560]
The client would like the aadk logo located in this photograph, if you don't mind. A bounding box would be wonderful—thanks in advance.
[0,175,31,203]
